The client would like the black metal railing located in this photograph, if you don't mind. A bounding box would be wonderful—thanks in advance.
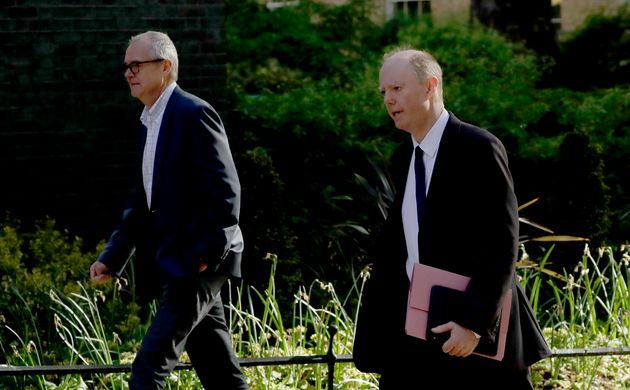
[0,325,353,389]
[1,325,629,389]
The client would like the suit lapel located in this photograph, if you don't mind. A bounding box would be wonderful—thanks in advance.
[150,86,181,207]
[425,113,462,205]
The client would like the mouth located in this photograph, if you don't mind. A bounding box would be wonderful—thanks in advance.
[392,110,402,118]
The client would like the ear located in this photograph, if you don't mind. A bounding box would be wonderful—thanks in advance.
[162,59,173,75]
[425,76,439,99]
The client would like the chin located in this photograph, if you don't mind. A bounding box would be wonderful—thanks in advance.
[393,121,408,132]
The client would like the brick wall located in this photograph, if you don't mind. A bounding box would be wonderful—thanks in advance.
[0,1,226,246]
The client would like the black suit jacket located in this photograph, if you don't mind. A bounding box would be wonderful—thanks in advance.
[353,113,550,372]
[98,86,243,296]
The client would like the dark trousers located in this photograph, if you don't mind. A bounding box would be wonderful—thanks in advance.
[378,337,533,390]
[129,273,248,390]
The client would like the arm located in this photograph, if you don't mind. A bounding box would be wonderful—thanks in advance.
[93,192,143,281]
[433,132,518,356]
[187,103,242,270]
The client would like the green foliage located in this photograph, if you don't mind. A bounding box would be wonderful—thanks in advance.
[3,5,629,388]
[0,225,22,275]
[521,245,630,389]
[4,243,630,389]
[237,148,302,315]
[224,1,627,299]
[226,0,385,92]
[395,21,550,155]
[557,87,630,207]
[553,133,611,245]
[530,86,630,244]
[226,0,393,304]
[0,218,140,372]
[554,5,630,90]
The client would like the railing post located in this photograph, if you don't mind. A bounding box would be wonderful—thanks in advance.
[326,325,338,389]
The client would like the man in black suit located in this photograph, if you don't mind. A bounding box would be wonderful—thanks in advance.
[353,48,550,388]
[89,31,249,390]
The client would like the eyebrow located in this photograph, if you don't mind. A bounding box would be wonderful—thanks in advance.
[379,81,402,89]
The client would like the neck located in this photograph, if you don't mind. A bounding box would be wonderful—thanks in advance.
[145,80,174,108]
[413,102,444,143]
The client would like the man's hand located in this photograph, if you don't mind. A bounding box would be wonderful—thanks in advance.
[90,261,112,284]
[431,321,480,357]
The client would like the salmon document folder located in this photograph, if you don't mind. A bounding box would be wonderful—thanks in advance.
[405,262,512,361]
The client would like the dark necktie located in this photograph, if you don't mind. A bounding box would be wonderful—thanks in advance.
[415,146,426,230]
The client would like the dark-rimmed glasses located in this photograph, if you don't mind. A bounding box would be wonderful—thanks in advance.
[123,59,164,75]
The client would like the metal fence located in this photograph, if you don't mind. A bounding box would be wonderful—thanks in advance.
[1,325,629,388]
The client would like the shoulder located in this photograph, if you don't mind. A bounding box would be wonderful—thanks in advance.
[170,87,212,111]
[445,112,507,156]
[168,87,223,123]
[448,113,499,143]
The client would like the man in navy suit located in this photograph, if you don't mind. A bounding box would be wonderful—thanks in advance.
[353,48,550,388]
[89,31,249,390]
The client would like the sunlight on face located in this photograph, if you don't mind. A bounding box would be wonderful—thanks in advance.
[379,54,431,137]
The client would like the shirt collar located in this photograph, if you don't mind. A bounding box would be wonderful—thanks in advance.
[412,108,449,158]
[140,82,178,126]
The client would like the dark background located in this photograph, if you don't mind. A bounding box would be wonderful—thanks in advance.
[0,0,227,247]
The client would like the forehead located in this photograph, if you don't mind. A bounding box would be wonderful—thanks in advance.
[379,55,418,86]
[124,38,151,62]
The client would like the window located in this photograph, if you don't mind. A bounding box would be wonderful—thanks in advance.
[387,0,431,20]
[266,1,299,11]
[551,0,562,29]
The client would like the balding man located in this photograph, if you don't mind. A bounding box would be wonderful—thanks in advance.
[353,47,550,389]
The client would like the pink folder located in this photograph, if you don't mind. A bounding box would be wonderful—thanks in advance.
[405,262,512,361]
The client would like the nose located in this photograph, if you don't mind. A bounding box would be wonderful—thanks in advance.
[383,91,394,105]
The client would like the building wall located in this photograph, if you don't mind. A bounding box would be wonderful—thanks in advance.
[431,0,470,24]
[0,1,226,245]
[316,0,625,31]
[284,0,470,24]
[561,0,627,31]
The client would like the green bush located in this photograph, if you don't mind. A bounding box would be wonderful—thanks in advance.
[226,0,393,304]
[225,2,626,295]
[395,20,552,152]
[0,218,140,368]
[553,5,630,90]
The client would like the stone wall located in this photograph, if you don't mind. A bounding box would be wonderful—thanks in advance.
[0,1,226,245]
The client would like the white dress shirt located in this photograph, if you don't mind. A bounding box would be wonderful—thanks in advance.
[140,82,177,209]
[402,109,449,280]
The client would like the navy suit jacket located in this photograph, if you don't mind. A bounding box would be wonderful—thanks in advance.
[353,113,550,372]
[98,86,243,296]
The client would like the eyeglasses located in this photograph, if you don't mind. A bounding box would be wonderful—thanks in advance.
[123,59,164,75]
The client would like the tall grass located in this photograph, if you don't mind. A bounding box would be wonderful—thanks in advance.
[2,244,628,389]
[48,282,125,389]
[227,253,377,389]
[523,244,630,389]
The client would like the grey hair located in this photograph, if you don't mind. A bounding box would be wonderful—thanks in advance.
[130,31,179,81]
[383,46,443,101]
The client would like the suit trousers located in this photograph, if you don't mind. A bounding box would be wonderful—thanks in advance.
[378,335,533,390]
[129,272,248,390]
